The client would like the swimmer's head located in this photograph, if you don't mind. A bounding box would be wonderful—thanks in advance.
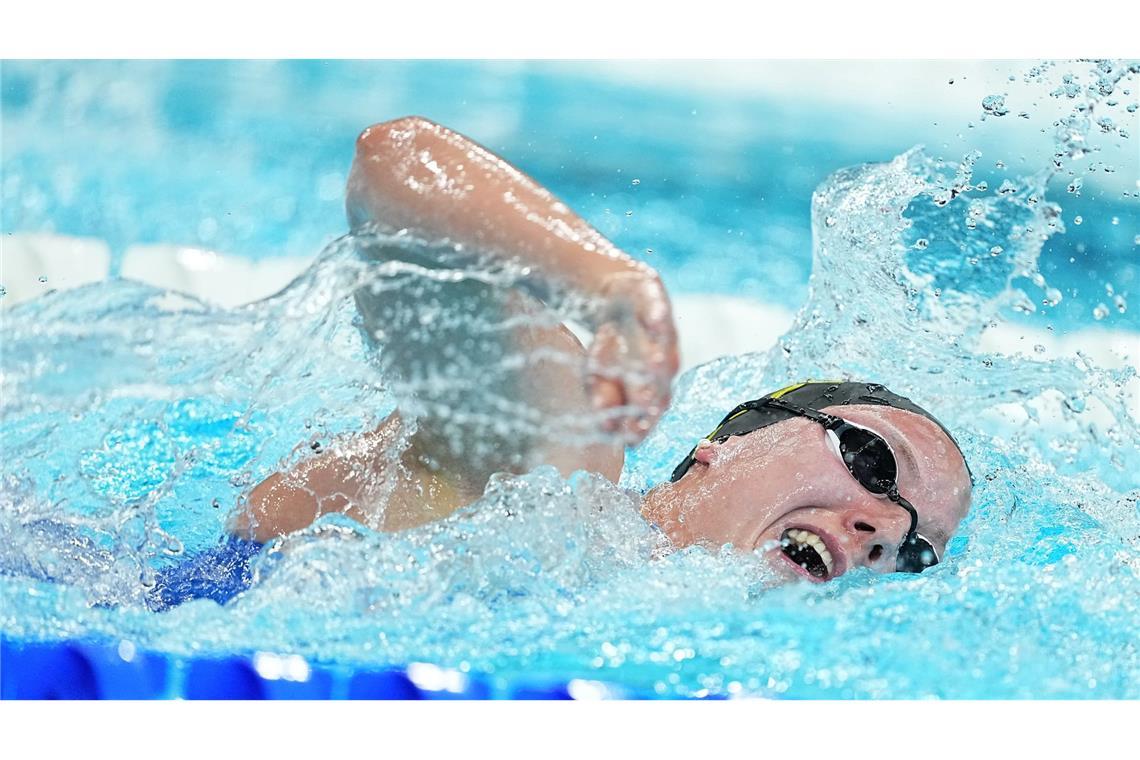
[641,382,972,583]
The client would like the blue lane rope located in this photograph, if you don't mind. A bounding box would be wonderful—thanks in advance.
[0,637,656,700]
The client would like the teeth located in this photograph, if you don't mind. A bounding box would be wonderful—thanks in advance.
[784,529,835,577]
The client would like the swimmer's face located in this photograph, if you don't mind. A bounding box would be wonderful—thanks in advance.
[641,405,972,583]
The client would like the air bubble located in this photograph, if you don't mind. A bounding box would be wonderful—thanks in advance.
[1093,303,1110,320]
[913,238,929,249]
[1043,288,1062,307]
[982,94,1010,117]
[1034,344,1046,354]
[1073,215,1083,225]
[631,179,641,186]
[1115,295,1128,314]
[38,275,48,283]
[825,216,837,228]
[990,245,1004,256]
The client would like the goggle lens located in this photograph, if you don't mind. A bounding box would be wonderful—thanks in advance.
[837,427,897,495]
[896,534,939,573]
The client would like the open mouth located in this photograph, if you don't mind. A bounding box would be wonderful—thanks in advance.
[780,528,835,580]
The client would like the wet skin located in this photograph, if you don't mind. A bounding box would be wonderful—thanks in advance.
[641,405,972,582]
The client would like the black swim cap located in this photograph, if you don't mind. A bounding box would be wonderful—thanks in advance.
[669,381,969,483]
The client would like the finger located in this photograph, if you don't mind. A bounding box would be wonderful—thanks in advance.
[589,376,626,413]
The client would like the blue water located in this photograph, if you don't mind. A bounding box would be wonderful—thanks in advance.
[3,61,1136,329]
[1,60,1139,698]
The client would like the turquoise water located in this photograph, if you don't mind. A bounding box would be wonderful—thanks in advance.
[1,60,1139,698]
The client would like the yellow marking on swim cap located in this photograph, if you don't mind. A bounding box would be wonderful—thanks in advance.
[707,380,845,439]
[768,382,811,400]
[768,380,843,399]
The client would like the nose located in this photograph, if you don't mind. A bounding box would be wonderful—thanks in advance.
[843,505,912,570]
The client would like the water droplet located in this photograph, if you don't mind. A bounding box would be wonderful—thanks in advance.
[38,275,48,283]
[990,245,1004,256]
[995,160,1006,169]
[631,179,641,186]
[1114,295,1128,314]
[1067,178,1083,194]
[0,286,6,299]
[1093,303,1109,320]
[824,216,837,228]
[1111,216,1119,225]
[1133,235,1140,245]
[625,210,633,217]
[1044,288,1062,306]
[645,248,654,254]
[1034,344,1047,354]
[1073,215,1083,225]
[913,238,929,250]
[211,498,221,509]
[982,94,1010,117]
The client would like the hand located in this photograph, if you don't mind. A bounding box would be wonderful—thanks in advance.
[586,270,680,445]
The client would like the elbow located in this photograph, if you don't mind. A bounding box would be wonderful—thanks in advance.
[355,115,441,159]
[348,116,447,230]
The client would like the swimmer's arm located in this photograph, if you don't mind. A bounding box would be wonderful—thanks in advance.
[231,416,462,542]
[347,116,680,436]
[348,115,649,300]
[229,428,387,543]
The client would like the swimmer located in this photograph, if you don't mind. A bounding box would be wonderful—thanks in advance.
[214,116,971,594]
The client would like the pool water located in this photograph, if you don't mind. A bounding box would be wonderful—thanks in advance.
[1,60,1139,698]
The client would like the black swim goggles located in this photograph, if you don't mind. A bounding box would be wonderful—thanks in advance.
[758,397,939,573]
